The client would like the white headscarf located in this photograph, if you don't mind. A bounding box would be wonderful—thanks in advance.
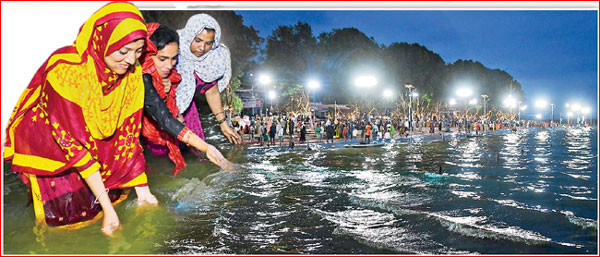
[176,13,232,115]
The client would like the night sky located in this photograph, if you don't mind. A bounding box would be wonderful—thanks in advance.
[236,10,598,119]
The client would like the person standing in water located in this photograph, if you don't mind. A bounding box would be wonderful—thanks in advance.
[5,2,155,236]
[140,23,232,175]
[175,14,241,148]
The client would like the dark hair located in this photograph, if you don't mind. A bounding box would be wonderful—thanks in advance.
[149,25,179,51]
[203,28,216,33]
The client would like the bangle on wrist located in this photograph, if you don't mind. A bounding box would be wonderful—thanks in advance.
[213,111,225,117]
[217,117,227,125]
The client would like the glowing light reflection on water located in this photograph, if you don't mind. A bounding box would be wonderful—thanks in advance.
[3,127,597,254]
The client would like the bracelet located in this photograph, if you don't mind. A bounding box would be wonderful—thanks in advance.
[217,117,227,125]
[213,111,225,117]
[93,188,110,205]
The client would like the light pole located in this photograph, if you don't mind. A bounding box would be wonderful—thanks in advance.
[259,75,272,115]
[519,103,527,126]
[456,88,473,134]
[308,80,320,103]
[535,99,548,125]
[582,107,591,126]
[355,75,378,117]
[504,95,517,126]
[550,103,555,126]
[572,104,581,125]
[308,80,320,118]
[481,94,489,120]
[405,84,414,131]
[383,89,394,116]
[567,112,573,126]
[268,90,276,113]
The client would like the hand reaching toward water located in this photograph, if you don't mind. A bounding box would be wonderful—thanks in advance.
[220,122,242,144]
[205,144,235,171]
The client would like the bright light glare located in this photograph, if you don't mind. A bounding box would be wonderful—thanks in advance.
[520,105,528,111]
[411,92,419,97]
[571,104,581,111]
[268,91,276,100]
[456,88,472,98]
[308,80,320,89]
[469,98,478,105]
[449,99,456,106]
[354,76,377,87]
[536,113,542,119]
[259,75,271,85]
[582,107,591,114]
[504,96,517,108]
[567,112,573,117]
[535,99,548,108]
[383,89,393,98]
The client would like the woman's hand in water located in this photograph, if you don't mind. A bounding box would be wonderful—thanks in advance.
[205,144,234,170]
[101,207,120,236]
[220,122,242,144]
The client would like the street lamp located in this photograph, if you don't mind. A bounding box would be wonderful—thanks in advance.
[582,107,591,125]
[383,89,394,98]
[570,104,582,125]
[456,88,473,133]
[535,98,554,126]
[519,104,527,126]
[258,74,272,115]
[383,89,394,116]
[268,90,276,112]
[481,94,489,120]
[307,79,320,109]
[259,75,271,85]
[355,76,377,88]
[308,80,320,89]
[503,95,518,127]
[535,99,548,108]
[405,84,415,132]
[550,103,555,125]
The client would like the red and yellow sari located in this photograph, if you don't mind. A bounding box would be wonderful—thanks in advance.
[140,23,186,175]
[4,2,148,229]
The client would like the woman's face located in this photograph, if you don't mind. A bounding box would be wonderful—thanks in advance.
[104,39,145,75]
[151,42,178,79]
[189,29,215,57]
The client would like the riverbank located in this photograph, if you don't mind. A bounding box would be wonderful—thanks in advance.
[242,126,554,154]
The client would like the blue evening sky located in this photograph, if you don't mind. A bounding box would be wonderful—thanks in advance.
[236,10,598,118]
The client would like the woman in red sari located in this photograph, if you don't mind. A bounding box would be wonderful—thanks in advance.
[4,2,158,236]
[140,23,232,175]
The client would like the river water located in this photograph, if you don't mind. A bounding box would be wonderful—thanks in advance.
[3,127,597,254]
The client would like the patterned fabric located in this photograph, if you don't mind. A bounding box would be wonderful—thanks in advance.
[182,101,205,141]
[181,77,218,142]
[140,23,186,175]
[176,13,231,115]
[3,2,148,227]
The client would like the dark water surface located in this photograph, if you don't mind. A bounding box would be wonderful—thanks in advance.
[3,127,598,254]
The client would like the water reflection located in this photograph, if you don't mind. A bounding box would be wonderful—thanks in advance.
[3,127,597,254]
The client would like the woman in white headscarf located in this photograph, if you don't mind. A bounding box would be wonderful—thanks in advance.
[176,14,241,145]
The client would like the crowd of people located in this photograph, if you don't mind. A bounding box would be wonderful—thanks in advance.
[229,111,569,146]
